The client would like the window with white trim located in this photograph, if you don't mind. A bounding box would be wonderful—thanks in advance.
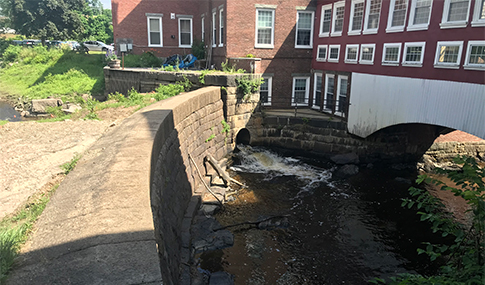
[403,42,426,66]
[212,11,216,47]
[434,41,463,68]
[178,17,192,48]
[296,11,314,48]
[324,74,335,112]
[328,45,340,62]
[260,77,272,106]
[255,9,275,48]
[464,41,485,69]
[319,4,332,37]
[441,0,471,28]
[331,1,345,36]
[387,0,408,32]
[349,0,365,35]
[317,45,328,61]
[292,77,310,106]
[364,0,382,34]
[471,0,485,26]
[147,16,163,47]
[407,0,432,31]
[336,75,348,117]
[201,16,205,42]
[382,43,402,65]
[360,44,376,64]
[313,73,322,109]
[345,44,359,63]
[219,9,224,47]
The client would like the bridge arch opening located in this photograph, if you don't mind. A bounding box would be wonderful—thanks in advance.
[236,128,250,145]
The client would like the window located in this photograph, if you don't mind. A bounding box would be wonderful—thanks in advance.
[178,17,192,48]
[364,0,382,34]
[403,42,426,66]
[434,41,463,68]
[464,41,485,69]
[349,0,365,35]
[292,77,310,106]
[331,1,345,36]
[360,44,376,64]
[336,76,348,117]
[328,45,340,62]
[407,0,432,31]
[201,16,205,42]
[382,43,402,65]
[260,77,272,106]
[345,44,359,63]
[387,0,408,32]
[471,0,485,26]
[147,16,163,47]
[219,9,224,47]
[324,74,335,112]
[295,11,314,48]
[212,11,216,47]
[313,73,323,109]
[319,4,332,37]
[317,45,328,61]
[441,0,471,28]
[256,9,275,48]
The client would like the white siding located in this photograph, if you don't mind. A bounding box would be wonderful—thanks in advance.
[348,73,485,139]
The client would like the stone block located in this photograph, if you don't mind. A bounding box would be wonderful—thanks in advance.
[31,99,63,114]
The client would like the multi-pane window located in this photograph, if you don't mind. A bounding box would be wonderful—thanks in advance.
[313,73,322,109]
[360,44,375,64]
[292,77,310,106]
[219,9,224,46]
[328,45,340,62]
[345,44,359,63]
[212,12,216,47]
[403,42,426,65]
[336,76,348,117]
[382,43,402,65]
[178,18,192,47]
[434,41,463,67]
[464,41,485,69]
[387,0,408,31]
[364,0,382,32]
[408,0,432,30]
[332,1,345,35]
[296,11,314,48]
[324,74,335,112]
[349,0,365,34]
[317,45,328,61]
[441,0,471,28]
[320,5,332,36]
[260,77,272,106]
[472,0,485,26]
[256,9,275,48]
[147,16,163,47]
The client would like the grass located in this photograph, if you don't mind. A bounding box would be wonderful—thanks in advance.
[0,120,8,126]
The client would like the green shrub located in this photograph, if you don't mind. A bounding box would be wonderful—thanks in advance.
[0,38,13,57]
[192,38,205,59]
[236,76,263,96]
[2,45,22,63]
[140,51,162,67]
[154,84,184,101]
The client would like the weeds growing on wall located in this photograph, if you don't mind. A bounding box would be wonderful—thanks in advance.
[236,76,264,96]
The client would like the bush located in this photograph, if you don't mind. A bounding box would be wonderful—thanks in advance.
[0,38,13,57]
[192,38,205,59]
[140,51,162,67]
[2,45,22,63]
[154,84,184,101]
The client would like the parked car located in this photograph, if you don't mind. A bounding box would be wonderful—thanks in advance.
[82,41,114,52]
[22,39,40,47]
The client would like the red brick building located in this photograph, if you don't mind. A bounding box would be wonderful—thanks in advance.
[111,0,317,108]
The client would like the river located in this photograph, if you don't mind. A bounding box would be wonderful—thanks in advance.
[0,100,21,122]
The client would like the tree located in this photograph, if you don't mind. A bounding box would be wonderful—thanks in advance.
[80,7,113,44]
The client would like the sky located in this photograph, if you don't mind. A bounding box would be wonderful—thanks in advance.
[100,0,111,9]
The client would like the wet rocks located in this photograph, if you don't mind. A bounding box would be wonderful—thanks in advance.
[333,164,359,178]
[208,271,234,285]
[330,152,359,165]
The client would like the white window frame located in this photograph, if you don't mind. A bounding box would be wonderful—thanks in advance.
[316,45,328,62]
[319,4,333,37]
[292,77,310,106]
[348,0,365,35]
[178,17,193,48]
[295,11,314,49]
[331,1,346,37]
[387,0,409,32]
[260,77,272,106]
[403,42,426,66]
[440,0,471,29]
[324,74,335,113]
[335,75,349,117]
[407,0,433,31]
[255,9,275,49]
[382,43,402,65]
[212,11,217,47]
[201,16,205,43]
[434,41,464,68]
[363,0,382,34]
[464,40,485,70]
[219,9,224,47]
[313,72,323,110]
[471,0,485,26]
[147,16,163,47]
[328,45,340,62]
[360,43,376,64]
[345,44,360,63]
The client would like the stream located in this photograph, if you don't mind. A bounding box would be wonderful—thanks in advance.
[0,100,21,122]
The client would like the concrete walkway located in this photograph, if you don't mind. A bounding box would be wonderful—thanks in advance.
[6,102,170,284]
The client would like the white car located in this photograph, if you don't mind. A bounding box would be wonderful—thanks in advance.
[82,41,114,52]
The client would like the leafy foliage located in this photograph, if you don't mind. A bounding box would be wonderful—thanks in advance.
[236,75,263,96]
[60,154,81,174]
[191,37,205,60]
[79,5,113,44]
